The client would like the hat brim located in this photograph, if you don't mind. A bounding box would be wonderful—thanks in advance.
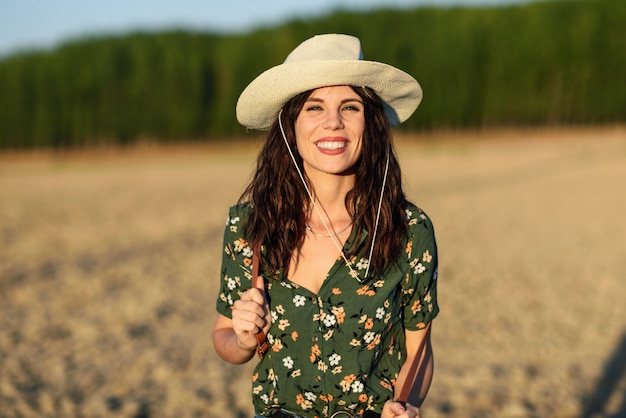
[236,60,423,130]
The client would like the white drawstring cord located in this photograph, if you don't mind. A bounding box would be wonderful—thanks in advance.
[364,151,389,279]
[277,109,388,281]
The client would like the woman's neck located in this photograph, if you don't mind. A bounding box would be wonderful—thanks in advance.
[306,173,355,230]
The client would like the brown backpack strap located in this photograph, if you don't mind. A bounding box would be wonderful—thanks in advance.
[251,244,269,358]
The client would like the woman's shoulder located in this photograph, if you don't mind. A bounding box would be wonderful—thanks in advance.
[227,201,253,219]
[404,201,436,239]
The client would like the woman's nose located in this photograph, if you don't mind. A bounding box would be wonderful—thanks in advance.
[323,110,344,130]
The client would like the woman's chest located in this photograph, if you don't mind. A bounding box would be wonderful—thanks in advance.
[266,268,406,342]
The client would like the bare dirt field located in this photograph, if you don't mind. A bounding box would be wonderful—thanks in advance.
[1,126,626,418]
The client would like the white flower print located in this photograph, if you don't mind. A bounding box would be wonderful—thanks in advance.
[351,381,364,393]
[376,307,385,320]
[230,216,240,225]
[329,353,341,366]
[364,332,376,343]
[405,209,412,219]
[227,277,236,290]
[305,392,317,402]
[242,246,252,257]
[260,394,269,404]
[415,262,426,274]
[356,258,369,270]
[283,356,294,369]
[271,311,278,322]
[323,314,337,327]
[293,295,306,307]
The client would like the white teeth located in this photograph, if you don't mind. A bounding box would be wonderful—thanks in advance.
[316,141,347,150]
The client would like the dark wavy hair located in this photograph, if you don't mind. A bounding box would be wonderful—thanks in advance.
[238,86,409,278]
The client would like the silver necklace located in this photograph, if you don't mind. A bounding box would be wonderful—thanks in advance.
[306,222,352,238]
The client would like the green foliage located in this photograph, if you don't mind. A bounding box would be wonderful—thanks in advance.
[0,0,624,149]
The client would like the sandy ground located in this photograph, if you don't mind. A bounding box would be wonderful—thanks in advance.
[1,126,626,418]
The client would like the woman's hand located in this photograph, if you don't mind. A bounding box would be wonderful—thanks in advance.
[231,287,271,351]
[381,400,421,418]
[213,283,271,364]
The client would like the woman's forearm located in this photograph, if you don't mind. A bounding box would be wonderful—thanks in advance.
[212,324,257,364]
[394,326,434,407]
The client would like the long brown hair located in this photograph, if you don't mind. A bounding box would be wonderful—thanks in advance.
[238,86,409,278]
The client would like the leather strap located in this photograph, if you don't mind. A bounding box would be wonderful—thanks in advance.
[252,244,269,358]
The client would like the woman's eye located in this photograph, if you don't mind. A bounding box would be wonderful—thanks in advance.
[306,105,322,111]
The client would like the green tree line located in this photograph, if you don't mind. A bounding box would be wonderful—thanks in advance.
[0,0,624,149]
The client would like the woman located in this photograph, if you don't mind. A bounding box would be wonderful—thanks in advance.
[213,34,439,418]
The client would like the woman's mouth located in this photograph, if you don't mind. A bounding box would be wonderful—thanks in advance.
[315,140,348,150]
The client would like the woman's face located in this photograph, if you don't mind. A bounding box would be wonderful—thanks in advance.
[294,85,365,179]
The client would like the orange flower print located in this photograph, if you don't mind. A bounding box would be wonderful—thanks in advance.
[411,300,422,314]
[320,394,334,402]
[272,339,283,352]
[331,306,346,324]
[332,287,342,295]
[252,372,259,382]
[356,285,369,296]
[359,393,369,403]
[340,374,357,392]
[423,250,432,263]
[296,394,305,405]
[310,344,321,362]
[234,238,248,252]
[364,318,374,330]
[379,380,392,390]
[405,241,413,256]
[366,334,381,350]
[291,331,299,342]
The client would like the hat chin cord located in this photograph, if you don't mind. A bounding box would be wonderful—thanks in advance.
[277,109,389,281]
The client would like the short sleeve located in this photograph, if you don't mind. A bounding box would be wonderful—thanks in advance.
[401,205,439,330]
[215,205,255,318]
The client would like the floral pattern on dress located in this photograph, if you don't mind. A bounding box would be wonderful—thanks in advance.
[217,202,438,417]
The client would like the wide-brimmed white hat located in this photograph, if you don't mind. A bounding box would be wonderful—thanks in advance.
[236,34,423,130]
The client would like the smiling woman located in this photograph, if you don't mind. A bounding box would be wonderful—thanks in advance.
[212,34,438,418]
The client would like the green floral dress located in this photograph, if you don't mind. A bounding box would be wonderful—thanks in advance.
[216,202,438,417]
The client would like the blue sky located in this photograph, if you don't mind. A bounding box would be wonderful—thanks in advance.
[0,0,530,56]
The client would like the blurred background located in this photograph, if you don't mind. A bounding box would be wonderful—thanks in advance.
[1,0,626,417]
[0,0,624,149]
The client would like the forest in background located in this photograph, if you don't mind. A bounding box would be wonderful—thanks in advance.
[0,0,624,150]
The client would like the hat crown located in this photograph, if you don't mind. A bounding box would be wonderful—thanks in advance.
[285,34,364,63]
